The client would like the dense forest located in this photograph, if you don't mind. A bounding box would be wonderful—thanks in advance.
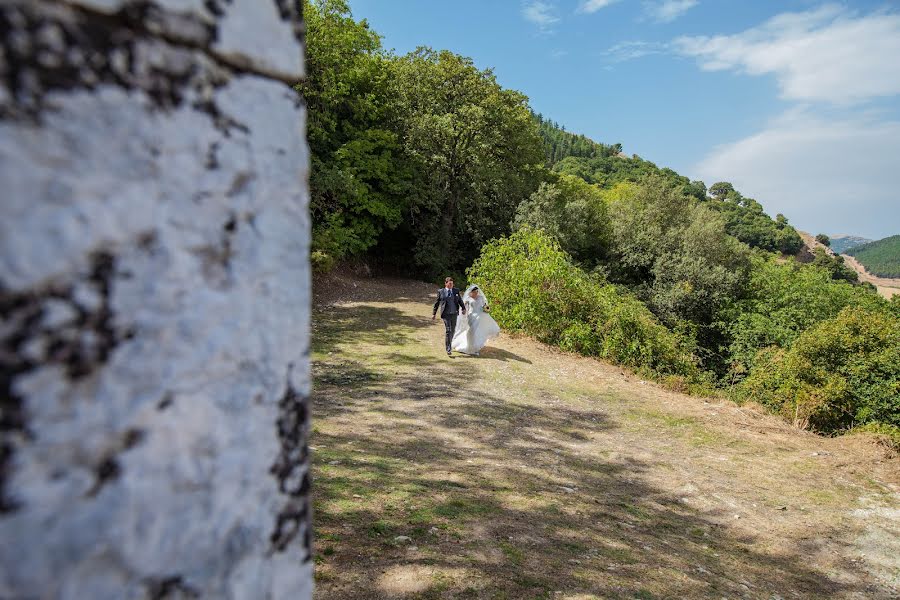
[847,235,900,278]
[534,113,621,165]
[302,0,899,444]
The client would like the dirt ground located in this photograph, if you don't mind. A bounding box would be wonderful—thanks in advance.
[797,230,899,299]
[310,273,899,600]
[841,254,900,299]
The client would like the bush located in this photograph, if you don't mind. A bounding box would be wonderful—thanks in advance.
[735,306,900,434]
[721,255,882,375]
[810,247,858,283]
[607,178,750,328]
[511,173,611,265]
[311,249,337,273]
[467,228,698,378]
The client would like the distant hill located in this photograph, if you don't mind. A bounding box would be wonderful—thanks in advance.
[829,234,872,254]
[846,235,900,278]
[533,113,620,165]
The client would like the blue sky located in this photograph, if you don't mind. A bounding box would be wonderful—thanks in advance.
[348,0,900,240]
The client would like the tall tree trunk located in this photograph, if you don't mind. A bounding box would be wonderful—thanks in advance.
[0,1,313,597]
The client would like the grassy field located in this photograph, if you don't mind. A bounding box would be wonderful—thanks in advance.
[310,274,899,599]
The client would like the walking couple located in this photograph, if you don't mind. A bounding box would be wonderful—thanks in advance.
[432,277,500,357]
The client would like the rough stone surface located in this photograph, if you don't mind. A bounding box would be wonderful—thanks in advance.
[0,1,312,598]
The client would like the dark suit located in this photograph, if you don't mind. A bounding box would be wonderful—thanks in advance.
[433,287,466,353]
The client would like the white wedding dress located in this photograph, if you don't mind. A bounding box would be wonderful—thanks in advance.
[451,286,500,355]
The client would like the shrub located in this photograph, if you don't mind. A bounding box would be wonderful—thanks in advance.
[735,306,900,434]
[311,249,337,273]
[607,177,750,331]
[467,228,698,377]
[721,255,883,374]
[511,173,612,265]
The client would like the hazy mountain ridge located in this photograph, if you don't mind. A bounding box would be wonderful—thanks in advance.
[829,234,873,254]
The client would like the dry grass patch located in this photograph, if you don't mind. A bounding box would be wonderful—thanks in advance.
[310,274,900,599]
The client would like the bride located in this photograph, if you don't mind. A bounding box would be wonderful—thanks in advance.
[451,285,500,356]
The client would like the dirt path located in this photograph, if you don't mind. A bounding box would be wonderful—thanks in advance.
[841,254,900,299]
[797,230,899,299]
[311,275,899,599]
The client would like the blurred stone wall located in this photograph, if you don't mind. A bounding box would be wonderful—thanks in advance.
[0,1,312,597]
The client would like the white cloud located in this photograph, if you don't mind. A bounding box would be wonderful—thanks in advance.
[606,40,667,62]
[693,109,900,239]
[674,5,900,104]
[645,0,698,23]
[522,1,560,31]
[578,0,621,14]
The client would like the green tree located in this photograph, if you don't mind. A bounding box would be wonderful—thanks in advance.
[810,247,858,283]
[389,48,544,277]
[533,113,619,166]
[708,181,735,199]
[721,255,882,376]
[299,0,412,268]
[607,177,750,338]
[816,233,831,247]
[512,174,611,265]
[846,235,900,278]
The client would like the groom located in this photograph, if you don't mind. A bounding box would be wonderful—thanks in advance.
[432,277,466,356]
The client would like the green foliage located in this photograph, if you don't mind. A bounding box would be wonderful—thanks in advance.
[810,247,858,283]
[467,228,698,378]
[891,295,900,318]
[607,178,750,342]
[301,2,543,275]
[511,174,611,265]
[704,184,803,254]
[721,256,883,376]
[389,48,544,278]
[708,182,734,199]
[552,154,696,199]
[300,0,411,265]
[736,306,900,433]
[846,234,900,278]
[533,113,620,165]
[815,233,831,247]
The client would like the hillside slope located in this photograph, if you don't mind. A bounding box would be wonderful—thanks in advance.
[841,254,900,299]
[311,274,899,600]
[847,235,900,278]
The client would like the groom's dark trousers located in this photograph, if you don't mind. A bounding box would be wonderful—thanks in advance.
[441,314,457,354]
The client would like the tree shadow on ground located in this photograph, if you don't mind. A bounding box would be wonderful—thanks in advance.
[457,346,532,364]
[312,304,434,352]
[310,304,880,599]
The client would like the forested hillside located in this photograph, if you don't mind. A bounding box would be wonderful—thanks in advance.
[534,113,621,165]
[847,235,900,278]
[303,0,899,444]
